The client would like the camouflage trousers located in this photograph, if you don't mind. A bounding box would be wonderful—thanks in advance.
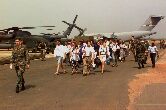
[40,49,46,60]
[15,65,25,87]
[130,48,137,62]
[136,54,145,68]
[83,56,91,75]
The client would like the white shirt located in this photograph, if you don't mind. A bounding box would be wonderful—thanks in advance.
[64,45,69,53]
[109,43,113,48]
[99,46,109,55]
[106,41,110,47]
[54,45,65,57]
[148,46,158,53]
[71,49,79,61]
[112,44,120,52]
[83,43,87,47]
[120,44,128,49]
[83,46,94,56]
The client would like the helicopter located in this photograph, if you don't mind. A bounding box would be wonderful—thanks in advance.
[0,15,84,52]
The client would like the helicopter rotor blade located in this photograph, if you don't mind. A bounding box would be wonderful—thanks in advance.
[39,26,56,27]
[21,27,36,29]
[46,29,53,30]
[62,21,71,26]
[73,15,78,24]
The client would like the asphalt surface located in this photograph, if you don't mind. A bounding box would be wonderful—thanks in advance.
[0,56,150,110]
[135,83,166,110]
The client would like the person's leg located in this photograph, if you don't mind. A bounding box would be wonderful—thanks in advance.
[137,58,141,69]
[132,50,137,62]
[60,57,66,73]
[87,57,92,75]
[21,72,25,90]
[83,57,87,75]
[144,56,147,64]
[15,66,20,93]
[150,53,154,67]
[75,61,78,73]
[20,66,25,90]
[112,53,115,67]
[56,64,60,73]
[115,54,118,66]
[152,53,156,68]
[141,59,144,68]
[41,50,44,61]
[101,61,105,74]
[71,60,76,74]
[43,49,46,60]
[55,57,60,74]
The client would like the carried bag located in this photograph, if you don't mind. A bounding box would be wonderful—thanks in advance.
[106,57,111,65]
[94,57,101,67]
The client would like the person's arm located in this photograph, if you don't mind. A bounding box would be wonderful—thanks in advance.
[54,48,57,57]
[155,46,159,57]
[91,48,95,60]
[38,43,41,49]
[148,46,151,53]
[82,47,86,57]
[25,48,30,68]
[99,47,102,57]
[106,47,110,56]
[44,43,47,50]
[63,51,66,60]
[10,51,14,69]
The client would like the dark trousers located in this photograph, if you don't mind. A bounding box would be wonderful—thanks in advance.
[150,53,156,67]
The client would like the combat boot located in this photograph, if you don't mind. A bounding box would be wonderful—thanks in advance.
[16,85,19,93]
[21,83,25,91]
[142,64,145,68]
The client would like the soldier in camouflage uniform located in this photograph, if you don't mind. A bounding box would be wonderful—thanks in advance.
[130,40,137,62]
[144,40,150,64]
[135,40,146,69]
[10,39,30,93]
[38,42,47,61]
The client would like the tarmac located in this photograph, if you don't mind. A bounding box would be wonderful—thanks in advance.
[0,49,165,110]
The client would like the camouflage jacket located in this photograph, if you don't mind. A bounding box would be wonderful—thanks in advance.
[136,44,146,58]
[11,45,30,66]
[38,43,47,50]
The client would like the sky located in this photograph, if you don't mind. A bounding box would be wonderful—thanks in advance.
[0,0,165,38]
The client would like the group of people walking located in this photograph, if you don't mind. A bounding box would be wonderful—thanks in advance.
[10,37,159,93]
[130,39,159,69]
[54,39,129,76]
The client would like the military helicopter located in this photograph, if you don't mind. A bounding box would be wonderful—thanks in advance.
[0,15,81,52]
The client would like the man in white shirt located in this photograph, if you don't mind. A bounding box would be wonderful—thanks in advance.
[111,41,120,67]
[82,41,94,76]
[54,40,66,75]
[148,42,159,68]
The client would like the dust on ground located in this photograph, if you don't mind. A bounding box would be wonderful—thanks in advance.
[128,49,166,110]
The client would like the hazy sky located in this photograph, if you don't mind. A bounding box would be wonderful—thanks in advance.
[0,0,165,38]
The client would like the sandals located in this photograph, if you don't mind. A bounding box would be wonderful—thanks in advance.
[63,70,67,74]
[54,72,59,75]
[71,71,74,75]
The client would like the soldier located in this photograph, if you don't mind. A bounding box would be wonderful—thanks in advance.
[10,39,30,93]
[130,39,137,62]
[144,40,150,64]
[38,42,47,61]
[135,40,146,69]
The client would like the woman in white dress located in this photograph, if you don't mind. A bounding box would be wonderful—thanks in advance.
[99,41,109,74]
[70,44,80,74]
